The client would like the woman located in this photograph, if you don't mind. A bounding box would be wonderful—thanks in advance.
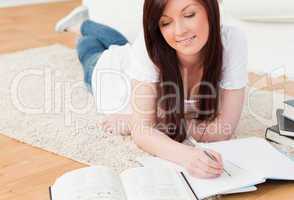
[77,0,247,178]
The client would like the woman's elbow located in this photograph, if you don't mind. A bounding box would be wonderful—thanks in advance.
[218,113,241,139]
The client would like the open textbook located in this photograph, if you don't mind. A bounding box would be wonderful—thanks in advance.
[50,165,253,200]
[49,163,263,200]
[50,166,198,200]
[49,163,264,200]
[138,137,294,197]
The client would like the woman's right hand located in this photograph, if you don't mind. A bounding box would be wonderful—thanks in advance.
[181,146,224,179]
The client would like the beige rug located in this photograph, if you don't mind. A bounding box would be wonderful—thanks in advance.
[0,44,292,175]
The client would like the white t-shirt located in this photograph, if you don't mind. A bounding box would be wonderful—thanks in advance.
[91,25,248,114]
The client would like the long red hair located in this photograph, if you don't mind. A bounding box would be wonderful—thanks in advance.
[143,0,223,142]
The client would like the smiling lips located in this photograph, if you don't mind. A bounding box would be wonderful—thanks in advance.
[176,35,196,46]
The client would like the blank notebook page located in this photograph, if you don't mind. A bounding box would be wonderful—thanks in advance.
[200,137,294,180]
[137,156,265,199]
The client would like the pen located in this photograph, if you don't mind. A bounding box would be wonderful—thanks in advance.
[180,171,200,200]
[203,150,232,177]
[49,186,52,200]
[188,136,231,177]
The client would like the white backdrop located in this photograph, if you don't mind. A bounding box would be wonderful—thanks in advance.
[84,0,143,43]
[222,0,294,22]
[221,2,294,79]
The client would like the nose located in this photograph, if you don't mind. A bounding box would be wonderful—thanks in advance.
[174,20,188,36]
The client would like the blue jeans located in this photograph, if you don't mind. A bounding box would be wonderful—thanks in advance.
[76,20,128,93]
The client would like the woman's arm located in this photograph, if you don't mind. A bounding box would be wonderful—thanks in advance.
[130,79,189,164]
[189,87,246,142]
[130,79,223,178]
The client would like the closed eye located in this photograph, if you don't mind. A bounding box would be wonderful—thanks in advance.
[184,13,195,18]
[160,21,171,27]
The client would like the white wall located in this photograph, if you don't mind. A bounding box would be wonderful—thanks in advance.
[221,2,294,79]
[223,0,294,22]
[85,0,143,43]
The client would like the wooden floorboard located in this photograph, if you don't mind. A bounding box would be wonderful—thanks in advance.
[0,135,85,200]
[0,0,80,53]
[0,1,293,199]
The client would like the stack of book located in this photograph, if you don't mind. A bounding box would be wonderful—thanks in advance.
[265,100,294,148]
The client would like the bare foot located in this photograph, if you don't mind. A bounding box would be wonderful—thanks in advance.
[98,114,132,136]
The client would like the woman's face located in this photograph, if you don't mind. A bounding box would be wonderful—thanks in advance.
[159,0,209,57]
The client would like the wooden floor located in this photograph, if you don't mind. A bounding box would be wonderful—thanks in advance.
[0,0,79,53]
[0,1,294,199]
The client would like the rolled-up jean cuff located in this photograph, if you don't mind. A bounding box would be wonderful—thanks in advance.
[83,52,101,93]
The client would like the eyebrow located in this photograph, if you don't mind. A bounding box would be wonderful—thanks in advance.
[161,3,198,18]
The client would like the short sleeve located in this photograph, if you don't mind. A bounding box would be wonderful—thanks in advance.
[220,26,248,90]
[127,31,160,83]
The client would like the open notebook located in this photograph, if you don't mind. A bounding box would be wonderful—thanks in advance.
[199,137,294,180]
[137,157,264,199]
[137,137,294,198]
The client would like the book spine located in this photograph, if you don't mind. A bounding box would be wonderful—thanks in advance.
[283,109,294,122]
[180,172,200,200]
[265,128,279,144]
[283,114,294,123]
[265,129,294,148]
[49,186,52,200]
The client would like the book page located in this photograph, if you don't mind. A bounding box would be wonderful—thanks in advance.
[137,156,265,199]
[52,166,126,200]
[187,160,265,199]
[221,186,257,195]
[119,167,194,200]
[200,137,294,180]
